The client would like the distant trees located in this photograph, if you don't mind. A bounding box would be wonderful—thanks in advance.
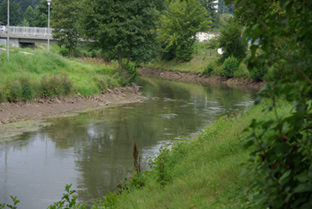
[80,0,165,73]
[218,18,247,62]
[23,6,34,26]
[0,0,52,27]
[33,0,50,27]
[0,0,23,25]
[51,0,80,57]
[199,0,220,31]
[157,0,211,61]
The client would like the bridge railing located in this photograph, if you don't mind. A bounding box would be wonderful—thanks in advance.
[8,26,53,37]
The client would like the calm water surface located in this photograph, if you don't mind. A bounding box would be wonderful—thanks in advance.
[0,77,256,208]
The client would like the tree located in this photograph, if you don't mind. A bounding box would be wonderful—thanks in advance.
[157,0,211,61]
[231,0,312,208]
[17,0,33,12]
[24,6,34,26]
[33,0,51,27]
[19,18,30,27]
[81,0,165,74]
[199,0,220,31]
[51,0,80,57]
[218,18,247,62]
[0,0,23,26]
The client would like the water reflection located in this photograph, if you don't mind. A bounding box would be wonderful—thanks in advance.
[0,77,256,208]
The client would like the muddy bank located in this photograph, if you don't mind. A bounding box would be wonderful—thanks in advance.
[0,85,144,125]
[139,67,265,90]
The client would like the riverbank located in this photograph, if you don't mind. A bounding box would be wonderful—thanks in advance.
[139,67,265,90]
[0,84,145,141]
[93,100,292,208]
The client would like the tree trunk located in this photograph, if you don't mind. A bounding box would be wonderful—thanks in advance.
[118,46,122,74]
[126,44,132,70]
[70,46,73,57]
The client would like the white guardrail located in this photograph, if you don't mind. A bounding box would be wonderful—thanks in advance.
[5,26,53,37]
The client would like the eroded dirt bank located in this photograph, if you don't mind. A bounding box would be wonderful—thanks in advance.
[139,67,265,90]
[0,85,145,125]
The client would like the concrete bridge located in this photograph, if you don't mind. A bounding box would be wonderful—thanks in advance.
[0,26,57,48]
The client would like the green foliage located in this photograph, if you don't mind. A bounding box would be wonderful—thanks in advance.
[0,196,20,209]
[20,77,34,101]
[206,38,219,50]
[23,6,34,26]
[199,0,220,30]
[0,47,122,101]
[80,0,164,73]
[47,184,86,209]
[124,62,138,84]
[221,56,238,77]
[59,45,70,57]
[39,73,73,98]
[250,66,268,81]
[157,0,211,61]
[233,0,312,208]
[218,18,247,63]
[0,0,23,25]
[202,63,214,76]
[51,0,80,57]
[151,146,173,186]
[33,0,51,27]
[6,80,22,102]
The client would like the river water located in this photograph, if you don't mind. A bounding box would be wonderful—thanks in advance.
[0,77,256,208]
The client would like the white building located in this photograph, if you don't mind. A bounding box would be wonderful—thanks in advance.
[195,32,220,42]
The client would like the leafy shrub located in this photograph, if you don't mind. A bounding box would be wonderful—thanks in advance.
[40,73,73,98]
[122,61,138,85]
[218,18,247,63]
[206,38,219,49]
[234,66,250,78]
[59,45,69,57]
[7,81,22,102]
[251,66,268,81]
[221,56,238,77]
[48,184,85,209]
[0,196,19,209]
[202,63,214,76]
[20,77,34,101]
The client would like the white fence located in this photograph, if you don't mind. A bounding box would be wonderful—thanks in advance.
[8,26,53,37]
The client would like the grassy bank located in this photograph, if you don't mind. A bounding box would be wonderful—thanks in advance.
[143,42,274,81]
[0,46,126,102]
[92,100,292,208]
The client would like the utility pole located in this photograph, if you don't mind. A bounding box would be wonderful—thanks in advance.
[47,0,51,52]
[7,0,9,61]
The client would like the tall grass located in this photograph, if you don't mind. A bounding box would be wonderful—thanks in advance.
[0,47,122,102]
[92,100,292,208]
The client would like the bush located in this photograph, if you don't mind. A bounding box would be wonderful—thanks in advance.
[202,63,214,76]
[218,18,247,63]
[251,66,268,81]
[7,80,23,102]
[221,56,238,77]
[40,73,73,98]
[122,61,138,85]
[59,45,69,57]
[20,77,34,101]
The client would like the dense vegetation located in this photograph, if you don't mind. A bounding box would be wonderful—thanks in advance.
[0,0,311,208]
[0,46,136,103]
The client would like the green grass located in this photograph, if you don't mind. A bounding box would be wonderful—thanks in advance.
[143,42,252,79]
[92,100,292,208]
[0,46,122,102]
[145,54,219,74]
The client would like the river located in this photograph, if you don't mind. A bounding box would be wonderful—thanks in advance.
[0,77,256,208]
